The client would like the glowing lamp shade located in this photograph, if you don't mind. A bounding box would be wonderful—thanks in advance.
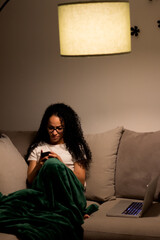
[58,1,131,56]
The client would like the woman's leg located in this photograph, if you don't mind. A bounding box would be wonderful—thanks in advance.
[32,158,87,224]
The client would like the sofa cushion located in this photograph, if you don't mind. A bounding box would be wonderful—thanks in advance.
[0,131,36,158]
[85,127,123,202]
[0,134,28,195]
[116,129,160,200]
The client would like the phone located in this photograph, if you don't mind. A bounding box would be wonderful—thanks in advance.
[41,151,51,158]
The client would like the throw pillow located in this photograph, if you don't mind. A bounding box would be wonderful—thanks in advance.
[85,127,124,202]
[116,129,160,200]
[0,134,28,195]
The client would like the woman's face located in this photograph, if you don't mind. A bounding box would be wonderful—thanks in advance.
[47,115,64,145]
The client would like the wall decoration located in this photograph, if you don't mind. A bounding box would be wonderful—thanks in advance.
[131,26,140,37]
[157,20,160,28]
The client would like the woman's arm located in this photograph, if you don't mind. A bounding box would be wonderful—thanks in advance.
[27,150,64,185]
[27,153,48,184]
[27,153,86,186]
[27,160,41,185]
[73,162,86,185]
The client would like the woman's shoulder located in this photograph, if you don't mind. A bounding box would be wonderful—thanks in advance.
[33,142,67,152]
[38,141,46,147]
[31,142,48,151]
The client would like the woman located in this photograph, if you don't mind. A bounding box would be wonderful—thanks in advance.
[26,103,91,187]
[0,103,98,240]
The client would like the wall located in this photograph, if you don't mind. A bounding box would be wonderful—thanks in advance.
[0,0,160,134]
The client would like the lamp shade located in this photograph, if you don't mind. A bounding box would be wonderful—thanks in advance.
[58,1,131,56]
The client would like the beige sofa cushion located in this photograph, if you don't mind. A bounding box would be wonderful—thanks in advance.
[116,129,160,200]
[0,134,28,195]
[85,127,123,202]
[1,131,36,157]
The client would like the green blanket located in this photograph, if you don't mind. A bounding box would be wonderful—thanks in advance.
[0,158,98,240]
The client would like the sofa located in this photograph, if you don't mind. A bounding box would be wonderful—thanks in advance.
[1,126,160,240]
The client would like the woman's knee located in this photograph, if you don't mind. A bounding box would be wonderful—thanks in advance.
[44,158,65,172]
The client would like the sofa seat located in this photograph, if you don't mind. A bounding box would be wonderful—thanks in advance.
[83,198,160,240]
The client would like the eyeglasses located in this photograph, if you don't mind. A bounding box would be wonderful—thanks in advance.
[47,126,64,133]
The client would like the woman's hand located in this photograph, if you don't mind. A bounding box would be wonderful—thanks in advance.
[48,151,63,163]
[37,153,49,169]
[27,151,63,185]
[38,151,63,167]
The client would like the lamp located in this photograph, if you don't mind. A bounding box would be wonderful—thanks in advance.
[58,1,131,56]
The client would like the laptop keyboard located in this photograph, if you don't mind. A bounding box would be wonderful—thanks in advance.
[122,202,143,215]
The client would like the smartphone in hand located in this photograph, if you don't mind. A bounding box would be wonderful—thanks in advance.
[41,151,51,158]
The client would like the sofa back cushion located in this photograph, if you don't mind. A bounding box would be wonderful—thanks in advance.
[85,127,123,202]
[0,134,28,194]
[0,128,124,202]
[115,129,160,200]
[1,131,36,158]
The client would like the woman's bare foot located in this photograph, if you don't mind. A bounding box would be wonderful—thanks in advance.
[84,214,90,219]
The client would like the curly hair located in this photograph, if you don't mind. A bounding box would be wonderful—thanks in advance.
[25,103,92,170]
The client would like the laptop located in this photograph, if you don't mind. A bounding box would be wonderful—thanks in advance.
[106,176,159,218]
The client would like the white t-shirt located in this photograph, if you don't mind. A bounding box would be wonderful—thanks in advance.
[28,142,75,171]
